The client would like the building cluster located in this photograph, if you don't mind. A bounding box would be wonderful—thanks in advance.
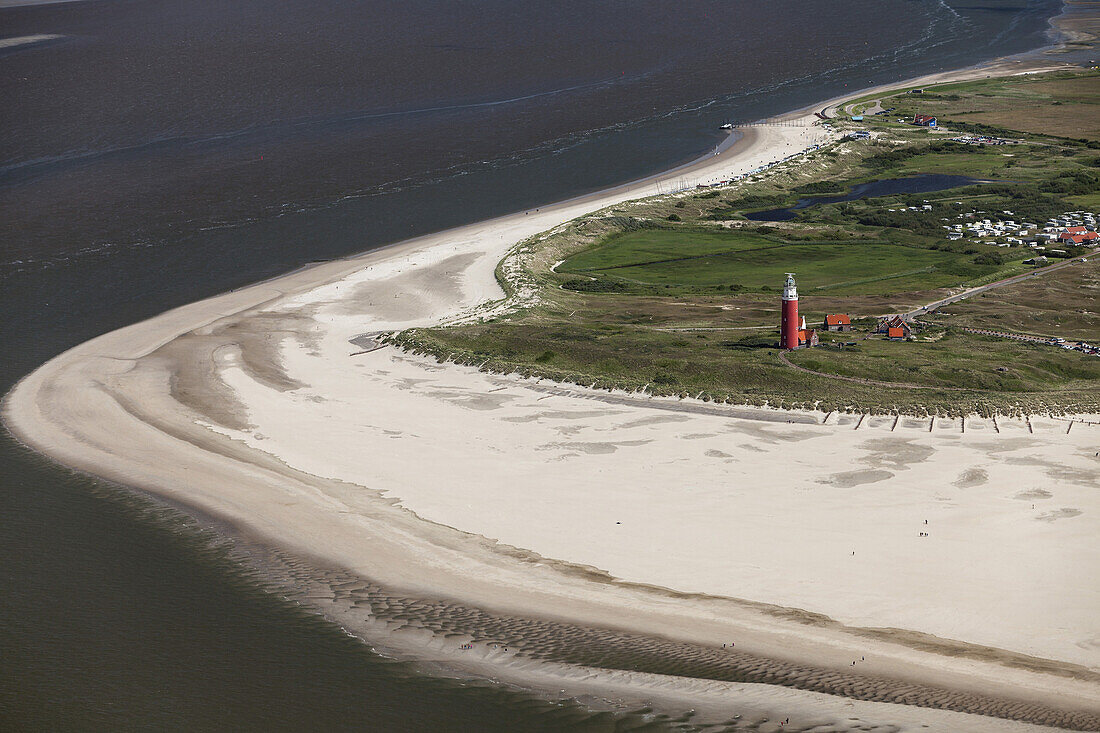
[876,316,913,340]
[778,276,914,350]
[949,135,1015,146]
[939,208,1098,252]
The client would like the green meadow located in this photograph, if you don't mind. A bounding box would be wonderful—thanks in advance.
[558,229,993,296]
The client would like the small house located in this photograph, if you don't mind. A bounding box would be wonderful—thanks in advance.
[877,316,913,338]
[913,114,937,127]
[824,314,852,332]
[1059,230,1099,245]
[887,327,907,340]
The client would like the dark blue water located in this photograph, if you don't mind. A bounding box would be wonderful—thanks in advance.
[746,174,986,221]
[0,1,1068,729]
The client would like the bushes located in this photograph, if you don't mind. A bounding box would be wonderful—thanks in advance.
[938,119,1022,138]
[793,181,848,195]
[1040,169,1100,196]
[605,216,664,232]
[561,278,628,293]
[974,252,1009,266]
[704,193,788,219]
[861,141,958,170]
[721,333,777,350]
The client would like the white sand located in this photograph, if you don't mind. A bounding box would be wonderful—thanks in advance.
[6,61,1099,727]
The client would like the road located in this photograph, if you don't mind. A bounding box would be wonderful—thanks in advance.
[905,247,1099,320]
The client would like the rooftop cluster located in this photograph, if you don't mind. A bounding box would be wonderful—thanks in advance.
[939,208,1098,254]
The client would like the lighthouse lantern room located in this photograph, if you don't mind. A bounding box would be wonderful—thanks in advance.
[780,273,800,350]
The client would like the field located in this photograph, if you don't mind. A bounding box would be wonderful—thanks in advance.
[845,71,1100,142]
[928,257,1100,342]
[910,74,1100,141]
[401,321,1100,415]
[558,229,999,296]
[403,70,1100,415]
[788,330,1100,391]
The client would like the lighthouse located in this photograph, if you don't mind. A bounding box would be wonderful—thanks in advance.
[780,273,799,350]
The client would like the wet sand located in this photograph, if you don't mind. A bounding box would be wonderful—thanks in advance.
[5,56,1100,730]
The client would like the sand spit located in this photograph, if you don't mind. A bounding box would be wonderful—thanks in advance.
[5,59,1099,730]
[0,33,64,51]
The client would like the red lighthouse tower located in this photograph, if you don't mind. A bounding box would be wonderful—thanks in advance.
[780,273,799,350]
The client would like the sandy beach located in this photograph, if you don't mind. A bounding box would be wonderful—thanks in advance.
[5,51,1100,731]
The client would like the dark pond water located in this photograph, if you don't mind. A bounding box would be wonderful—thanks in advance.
[745,174,987,221]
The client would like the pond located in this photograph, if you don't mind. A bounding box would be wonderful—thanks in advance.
[745,174,987,221]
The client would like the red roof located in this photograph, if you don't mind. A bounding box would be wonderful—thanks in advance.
[914,114,936,125]
[825,314,851,326]
[1066,226,1088,234]
[888,327,906,339]
[1060,232,1098,244]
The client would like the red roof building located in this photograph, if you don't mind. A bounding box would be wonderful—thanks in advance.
[877,316,912,336]
[1059,231,1098,245]
[824,314,852,332]
[913,114,937,127]
[888,327,907,340]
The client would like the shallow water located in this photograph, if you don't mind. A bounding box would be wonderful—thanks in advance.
[0,0,1067,729]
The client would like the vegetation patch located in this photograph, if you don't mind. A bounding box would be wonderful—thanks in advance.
[399,70,1100,415]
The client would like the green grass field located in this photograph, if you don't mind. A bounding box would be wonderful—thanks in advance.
[558,229,998,295]
[401,324,1100,415]
[402,70,1100,415]
[789,330,1100,390]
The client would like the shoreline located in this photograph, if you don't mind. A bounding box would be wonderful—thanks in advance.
[5,35,1100,732]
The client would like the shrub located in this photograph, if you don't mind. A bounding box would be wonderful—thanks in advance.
[561,278,628,293]
[793,181,848,195]
[653,371,678,385]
